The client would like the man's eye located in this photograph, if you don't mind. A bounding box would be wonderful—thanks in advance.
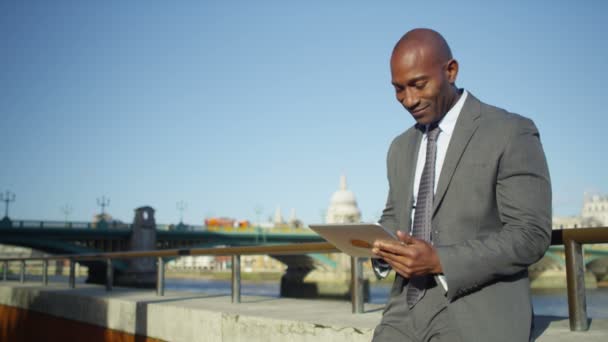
[394,85,404,92]
[415,82,427,90]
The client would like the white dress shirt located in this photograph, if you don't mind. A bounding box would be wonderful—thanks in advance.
[413,90,468,291]
[413,90,468,202]
[375,90,469,292]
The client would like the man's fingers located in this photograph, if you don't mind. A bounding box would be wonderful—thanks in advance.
[382,256,415,278]
[397,230,427,246]
[373,238,396,247]
[374,240,417,257]
[396,230,414,244]
[373,250,412,277]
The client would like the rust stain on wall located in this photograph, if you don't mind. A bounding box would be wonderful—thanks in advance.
[0,304,166,342]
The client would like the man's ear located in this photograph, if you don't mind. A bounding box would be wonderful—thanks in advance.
[446,59,459,84]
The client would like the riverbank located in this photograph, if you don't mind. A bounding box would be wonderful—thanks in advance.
[166,269,398,282]
[166,270,285,282]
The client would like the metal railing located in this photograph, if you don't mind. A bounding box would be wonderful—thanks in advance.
[1,227,607,330]
[0,242,370,311]
[550,227,608,331]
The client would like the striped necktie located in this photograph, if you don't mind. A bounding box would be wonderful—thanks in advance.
[406,124,440,308]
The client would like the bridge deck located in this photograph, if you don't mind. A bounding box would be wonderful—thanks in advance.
[1,282,607,341]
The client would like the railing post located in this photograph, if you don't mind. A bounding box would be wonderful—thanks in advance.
[231,255,241,303]
[3,261,8,281]
[19,260,25,283]
[106,258,113,291]
[156,257,164,296]
[69,259,76,289]
[565,238,589,331]
[42,260,48,286]
[350,256,364,314]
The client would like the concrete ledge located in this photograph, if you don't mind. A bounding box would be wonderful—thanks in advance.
[0,304,164,342]
[0,282,607,341]
[0,283,380,342]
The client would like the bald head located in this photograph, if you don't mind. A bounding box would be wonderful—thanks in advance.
[393,28,453,67]
[389,28,461,125]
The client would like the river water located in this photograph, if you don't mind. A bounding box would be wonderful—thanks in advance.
[165,278,608,318]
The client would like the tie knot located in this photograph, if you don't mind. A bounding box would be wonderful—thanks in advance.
[427,123,440,141]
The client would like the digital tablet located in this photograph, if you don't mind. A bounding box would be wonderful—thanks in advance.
[308,223,398,258]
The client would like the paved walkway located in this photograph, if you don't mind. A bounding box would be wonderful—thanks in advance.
[0,282,606,341]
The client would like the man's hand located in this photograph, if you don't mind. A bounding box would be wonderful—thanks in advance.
[372,230,443,278]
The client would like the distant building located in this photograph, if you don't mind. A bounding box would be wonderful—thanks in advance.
[322,175,362,277]
[274,205,284,226]
[553,193,608,229]
[326,175,361,224]
[581,194,608,225]
[270,206,303,228]
[92,213,124,229]
[288,208,303,228]
[168,256,215,270]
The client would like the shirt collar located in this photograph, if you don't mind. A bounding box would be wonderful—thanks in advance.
[437,89,468,136]
[416,89,468,135]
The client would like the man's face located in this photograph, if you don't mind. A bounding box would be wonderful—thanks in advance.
[390,47,456,126]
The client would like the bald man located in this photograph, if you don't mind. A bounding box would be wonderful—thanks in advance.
[371,29,551,342]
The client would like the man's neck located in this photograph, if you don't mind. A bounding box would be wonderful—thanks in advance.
[435,87,462,125]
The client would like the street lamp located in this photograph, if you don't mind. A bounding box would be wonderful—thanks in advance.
[176,201,187,223]
[97,196,110,215]
[61,204,73,226]
[0,191,16,218]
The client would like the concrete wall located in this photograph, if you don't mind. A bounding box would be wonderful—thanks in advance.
[0,304,163,342]
[0,283,376,342]
[4,283,606,341]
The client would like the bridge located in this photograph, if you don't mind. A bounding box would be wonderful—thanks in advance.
[2,217,608,288]
[534,244,608,285]
[0,217,330,292]
[546,245,608,265]
[0,219,323,251]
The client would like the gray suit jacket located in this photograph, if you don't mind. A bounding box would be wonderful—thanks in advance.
[379,93,552,342]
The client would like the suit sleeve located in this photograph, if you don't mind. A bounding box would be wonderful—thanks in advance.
[379,140,399,232]
[373,140,400,278]
[436,119,552,300]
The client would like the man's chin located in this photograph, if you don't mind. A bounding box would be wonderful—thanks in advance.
[412,111,442,126]
[413,116,433,126]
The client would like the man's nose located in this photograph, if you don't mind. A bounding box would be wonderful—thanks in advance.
[401,90,420,110]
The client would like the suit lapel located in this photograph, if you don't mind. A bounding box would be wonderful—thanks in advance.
[392,128,421,291]
[405,129,422,227]
[433,94,482,215]
[399,128,422,227]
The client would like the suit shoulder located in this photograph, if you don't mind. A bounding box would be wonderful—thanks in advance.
[387,126,417,154]
[478,101,538,135]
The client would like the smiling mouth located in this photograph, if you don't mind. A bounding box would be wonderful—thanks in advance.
[411,105,429,116]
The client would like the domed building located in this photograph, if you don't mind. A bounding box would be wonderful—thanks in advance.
[305,175,366,287]
[326,175,361,223]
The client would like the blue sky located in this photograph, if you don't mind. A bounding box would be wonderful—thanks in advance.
[1,1,606,225]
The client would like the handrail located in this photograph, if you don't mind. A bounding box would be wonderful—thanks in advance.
[0,242,338,262]
[0,242,347,310]
[1,227,608,329]
[549,227,608,331]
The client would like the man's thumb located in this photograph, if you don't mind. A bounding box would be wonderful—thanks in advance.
[396,230,415,244]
